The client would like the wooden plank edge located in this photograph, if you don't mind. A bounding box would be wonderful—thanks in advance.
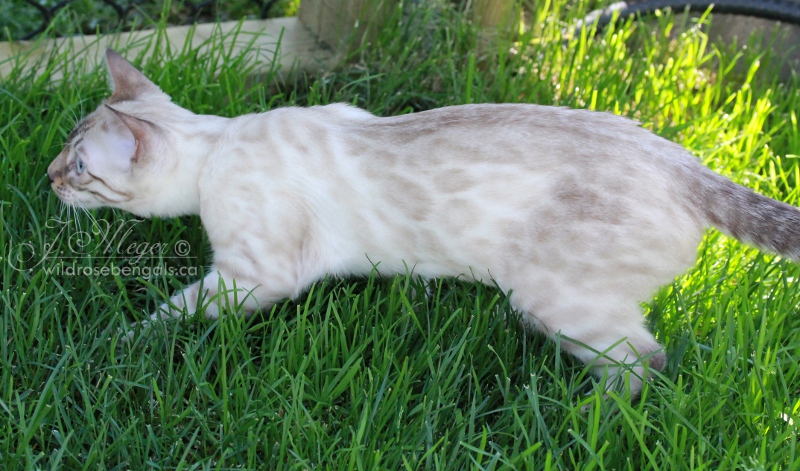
[0,17,336,82]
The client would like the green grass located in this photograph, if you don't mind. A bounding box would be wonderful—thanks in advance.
[2,0,800,469]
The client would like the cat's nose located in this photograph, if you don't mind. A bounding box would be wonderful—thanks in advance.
[47,154,62,184]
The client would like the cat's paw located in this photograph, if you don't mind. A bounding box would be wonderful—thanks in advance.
[120,311,195,343]
[118,318,153,343]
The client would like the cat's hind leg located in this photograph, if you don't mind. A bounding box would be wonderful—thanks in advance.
[516,292,666,397]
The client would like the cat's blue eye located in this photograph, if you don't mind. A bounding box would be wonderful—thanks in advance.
[75,157,86,175]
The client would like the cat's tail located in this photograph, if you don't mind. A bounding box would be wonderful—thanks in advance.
[696,166,800,260]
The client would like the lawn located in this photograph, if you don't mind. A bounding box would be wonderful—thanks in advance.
[1,0,800,469]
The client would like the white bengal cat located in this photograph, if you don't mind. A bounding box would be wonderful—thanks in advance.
[48,49,800,396]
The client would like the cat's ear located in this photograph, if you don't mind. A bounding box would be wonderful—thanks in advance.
[104,104,160,163]
[105,49,164,103]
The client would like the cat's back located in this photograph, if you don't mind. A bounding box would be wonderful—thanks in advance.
[333,103,686,171]
[264,102,644,141]
[252,103,677,169]
[365,104,639,141]
[258,103,373,128]
[365,103,638,136]
[235,103,698,207]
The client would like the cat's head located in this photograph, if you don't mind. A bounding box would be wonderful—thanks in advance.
[47,49,196,217]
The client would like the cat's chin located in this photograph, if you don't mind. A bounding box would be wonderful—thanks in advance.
[82,202,108,210]
[57,195,107,211]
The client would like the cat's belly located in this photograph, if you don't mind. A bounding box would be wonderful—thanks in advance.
[318,160,704,299]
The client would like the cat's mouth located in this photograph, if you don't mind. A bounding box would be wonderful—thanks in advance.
[51,182,77,203]
[48,166,73,204]
[51,181,130,210]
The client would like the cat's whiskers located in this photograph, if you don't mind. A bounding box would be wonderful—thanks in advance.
[65,203,72,233]
[77,202,101,234]
[69,103,81,130]
[69,202,83,237]
[54,201,68,242]
[63,202,70,228]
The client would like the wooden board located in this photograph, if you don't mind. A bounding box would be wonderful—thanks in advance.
[299,0,398,51]
[0,17,333,81]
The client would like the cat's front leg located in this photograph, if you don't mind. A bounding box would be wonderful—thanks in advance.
[132,268,268,333]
